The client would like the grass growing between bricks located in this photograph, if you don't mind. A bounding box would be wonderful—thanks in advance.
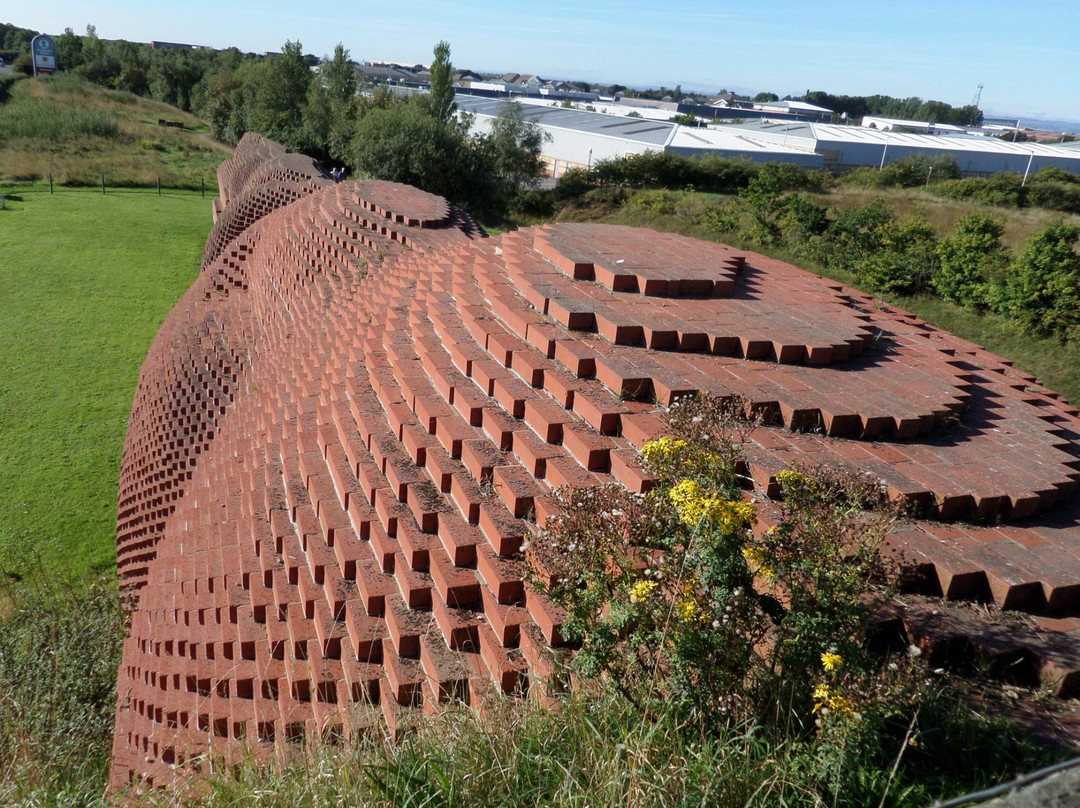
[0,191,209,579]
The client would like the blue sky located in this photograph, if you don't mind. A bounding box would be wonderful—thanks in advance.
[11,1,1080,124]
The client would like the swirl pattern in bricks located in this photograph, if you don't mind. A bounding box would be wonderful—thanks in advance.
[110,134,1080,788]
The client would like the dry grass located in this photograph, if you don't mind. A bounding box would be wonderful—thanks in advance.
[808,186,1080,252]
[0,75,229,189]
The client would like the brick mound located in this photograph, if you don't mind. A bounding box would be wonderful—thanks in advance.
[111,137,1080,789]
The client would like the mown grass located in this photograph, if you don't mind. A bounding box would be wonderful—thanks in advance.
[0,75,228,189]
[0,192,210,579]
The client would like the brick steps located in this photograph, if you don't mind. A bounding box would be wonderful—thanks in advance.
[112,135,1080,791]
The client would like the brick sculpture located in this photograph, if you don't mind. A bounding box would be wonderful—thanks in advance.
[111,134,1080,789]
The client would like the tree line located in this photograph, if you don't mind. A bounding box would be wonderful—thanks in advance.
[1,24,547,220]
[801,90,983,126]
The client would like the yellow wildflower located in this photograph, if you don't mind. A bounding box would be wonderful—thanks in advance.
[813,682,853,717]
[641,436,687,465]
[670,480,758,530]
[669,479,705,524]
[776,469,805,486]
[821,651,843,672]
[629,580,658,603]
[676,600,700,623]
[741,546,775,580]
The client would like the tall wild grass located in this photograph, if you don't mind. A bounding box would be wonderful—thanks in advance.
[0,565,127,807]
[0,100,118,140]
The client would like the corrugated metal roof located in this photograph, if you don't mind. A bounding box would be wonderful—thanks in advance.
[456,95,677,145]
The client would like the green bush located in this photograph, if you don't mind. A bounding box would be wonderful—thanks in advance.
[702,198,740,235]
[931,173,1025,209]
[854,215,939,295]
[778,194,830,253]
[518,394,1052,806]
[1026,173,1080,215]
[845,154,959,189]
[999,221,1080,339]
[527,396,898,731]
[627,188,679,215]
[590,151,760,194]
[933,214,1011,307]
[813,198,895,273]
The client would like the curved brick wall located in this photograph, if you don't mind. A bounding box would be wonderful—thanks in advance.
[112,137,1080,789]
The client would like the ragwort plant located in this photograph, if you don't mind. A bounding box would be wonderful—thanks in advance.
[527,394,900,740]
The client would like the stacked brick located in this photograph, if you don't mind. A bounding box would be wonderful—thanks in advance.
[111,136,1080,790]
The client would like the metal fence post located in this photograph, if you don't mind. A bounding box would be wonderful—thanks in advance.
[101,173,105,195]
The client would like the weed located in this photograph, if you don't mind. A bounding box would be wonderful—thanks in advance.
[0,561,127,805]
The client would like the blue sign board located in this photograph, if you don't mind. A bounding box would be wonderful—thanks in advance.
[32,35,58,76]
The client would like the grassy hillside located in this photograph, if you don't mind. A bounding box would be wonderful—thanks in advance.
[0,73,228,188]
[0,191,211,579]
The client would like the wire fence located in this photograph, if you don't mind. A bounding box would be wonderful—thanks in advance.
[1,173,216,197]
[0,176,221,210]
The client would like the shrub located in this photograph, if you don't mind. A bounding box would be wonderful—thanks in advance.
[589,151,760,194]
[846,154,960,189]
[933,214,1011,307]
[627,188,679,215]
[738,163,818,245]
[527,395,898,734]
[931,173,1025,209]
[702,198,740,236]
[999,221,1080,339]
[778,194,830,252]
[1026,174,1080,215]
[520,394,1052,806]
[854,215,939,295]
[816,198,895,273]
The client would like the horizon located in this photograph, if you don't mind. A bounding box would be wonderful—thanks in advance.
[6,2,1079,129]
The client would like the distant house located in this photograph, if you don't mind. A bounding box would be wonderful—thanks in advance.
[501,73,542,93]
[710,92,751,109]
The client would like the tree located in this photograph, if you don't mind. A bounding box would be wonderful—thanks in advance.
[428,40,456,124]
[200,72,246,144]
[1001,222,1080,339]
[484,100,549,209]
[753,92,779,103]
[243,40,312,149]
[351,97,466,202]
[854,215,939,295]
[933,215,1009,308]
[320,43,357,105]
[669,113,701,127]
[56,27,83,71]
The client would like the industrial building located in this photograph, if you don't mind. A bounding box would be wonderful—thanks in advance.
[458,95,1080,178]
[456,95,824,176]
[739,121,1080,176]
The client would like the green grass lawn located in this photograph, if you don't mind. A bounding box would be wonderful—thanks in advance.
[0,190,211,580]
